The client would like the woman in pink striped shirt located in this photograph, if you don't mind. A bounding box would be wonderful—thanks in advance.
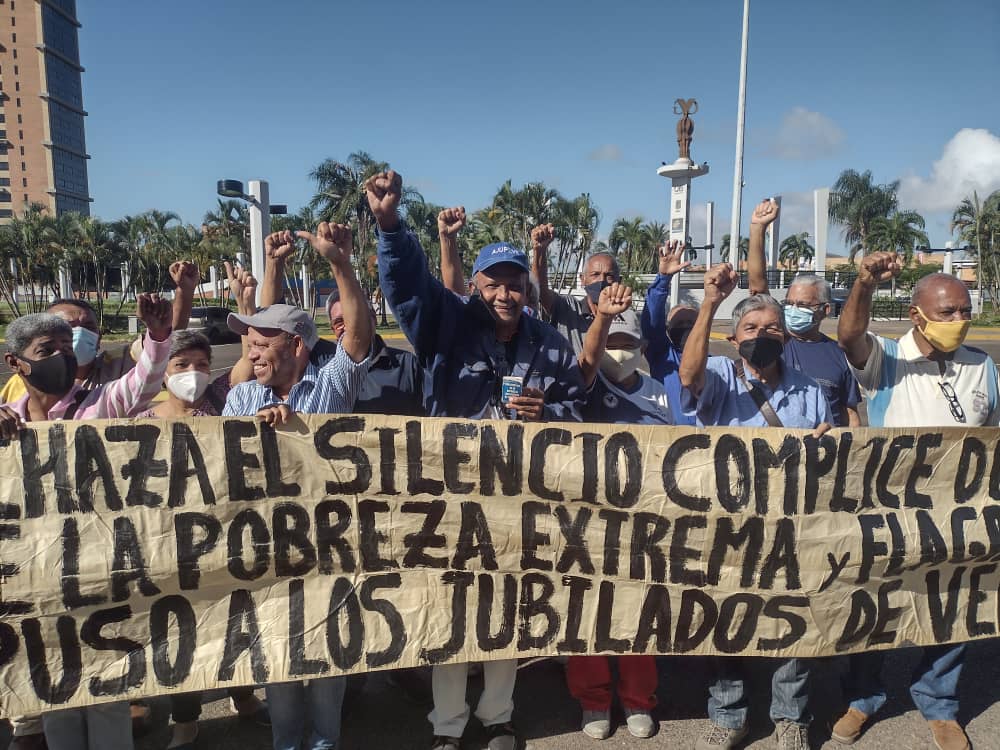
[0,294,173,750]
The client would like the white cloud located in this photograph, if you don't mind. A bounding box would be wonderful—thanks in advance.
[771,191,814,238]
[898,128,1000,213]
[763,107,845,160]
[588,144,623,161]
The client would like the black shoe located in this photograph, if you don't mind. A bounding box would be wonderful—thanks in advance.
[430,735,461,750]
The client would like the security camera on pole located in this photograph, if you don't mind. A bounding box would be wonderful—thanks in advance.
[658,98,709,308]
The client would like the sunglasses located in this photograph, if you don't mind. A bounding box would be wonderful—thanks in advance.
[938,381,966,423]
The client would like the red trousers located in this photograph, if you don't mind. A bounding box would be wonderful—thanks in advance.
[566,655,658,711]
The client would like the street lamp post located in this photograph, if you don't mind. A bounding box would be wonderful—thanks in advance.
[729,0,751,267]
[216,179,287,307]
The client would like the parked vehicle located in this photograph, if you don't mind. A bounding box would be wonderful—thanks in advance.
[187,306,238,343]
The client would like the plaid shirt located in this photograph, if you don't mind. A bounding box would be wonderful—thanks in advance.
[223,343,369,417]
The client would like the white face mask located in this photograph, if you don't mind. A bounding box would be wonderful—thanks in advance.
[72,327,100,366]
[600,348,643,383]
[166,371,210,403]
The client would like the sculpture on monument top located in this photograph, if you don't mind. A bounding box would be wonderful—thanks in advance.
[674,98,698,161]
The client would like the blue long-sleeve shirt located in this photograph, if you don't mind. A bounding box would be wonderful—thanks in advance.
[639,272,694,425]
[377,226,584,421]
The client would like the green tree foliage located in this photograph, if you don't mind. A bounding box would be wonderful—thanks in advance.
[952,190,1000,307]
[867,210,929,265]
[828,168,899,264]
[778,232,815,270]
[719,233,750,262]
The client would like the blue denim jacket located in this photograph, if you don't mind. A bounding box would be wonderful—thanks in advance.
[377,226,584,421]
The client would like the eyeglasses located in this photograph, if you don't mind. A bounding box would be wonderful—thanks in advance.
[938,381,966,423]
[783,301,825,312]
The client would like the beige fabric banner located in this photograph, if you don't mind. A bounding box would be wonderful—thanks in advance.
[1,415,999,715]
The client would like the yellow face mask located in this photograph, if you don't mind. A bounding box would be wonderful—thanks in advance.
[915,306,971,353]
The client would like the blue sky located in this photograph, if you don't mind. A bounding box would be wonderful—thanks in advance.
[80,0,1000,254]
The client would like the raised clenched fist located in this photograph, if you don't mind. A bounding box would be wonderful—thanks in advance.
[438,207,466,238]
[170,260,200,292]
[703,263,738,305]
[859,251,902,285]
[136,293,173,341]
[265,230,297,261]
[364,170,403,231]
[750,198,779,229]
[531,224,556,255]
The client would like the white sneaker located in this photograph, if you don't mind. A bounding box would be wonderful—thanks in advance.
[581,709,611,740]
[624,708,656,738]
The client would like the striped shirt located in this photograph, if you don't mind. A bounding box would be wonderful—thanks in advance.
[222,343,369,417]
[8,333,170,421]
[852,330,1000,427]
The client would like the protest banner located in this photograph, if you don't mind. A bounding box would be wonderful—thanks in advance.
[1,415,999,715]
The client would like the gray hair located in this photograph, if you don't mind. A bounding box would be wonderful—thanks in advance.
[169,329,213,362]
[5,313,73,356]
[731,294,786,336]
[584,252,621,278]
[788,274,831,304]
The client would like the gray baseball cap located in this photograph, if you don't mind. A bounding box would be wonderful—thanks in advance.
[607,307,642,342]
[227,304,319,350]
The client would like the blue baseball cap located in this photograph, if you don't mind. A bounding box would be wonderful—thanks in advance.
[472,243,530,276]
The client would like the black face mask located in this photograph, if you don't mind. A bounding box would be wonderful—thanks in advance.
[584,280,610,304]
[19,351,78,395]
[738,336,783,370]
[667,325,693,350]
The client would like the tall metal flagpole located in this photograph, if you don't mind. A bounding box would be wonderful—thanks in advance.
[729,0,750,267]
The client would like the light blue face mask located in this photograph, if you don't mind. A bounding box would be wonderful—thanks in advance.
[72,326,100,366]
[783,305,816,334]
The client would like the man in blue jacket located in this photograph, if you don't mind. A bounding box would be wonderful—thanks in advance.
[639,239,696,425]
[369,170,584,750]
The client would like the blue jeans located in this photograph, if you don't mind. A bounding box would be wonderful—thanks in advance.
[708,658,811,729]
[845,644,964,721]
[42,702,133,750]
[266,677,346,750]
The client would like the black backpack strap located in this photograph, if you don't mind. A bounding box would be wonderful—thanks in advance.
[734,360,784,428]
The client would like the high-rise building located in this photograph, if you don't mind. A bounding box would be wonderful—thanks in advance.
[0,0,91,223]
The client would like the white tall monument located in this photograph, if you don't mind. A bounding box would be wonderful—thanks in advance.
[813,187,829,272]
[658,98,709,307]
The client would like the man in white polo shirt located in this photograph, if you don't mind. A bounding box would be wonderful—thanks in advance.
[834,252,999,750]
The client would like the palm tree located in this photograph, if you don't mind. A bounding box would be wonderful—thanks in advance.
[0,202,60,314]
[719,234,750,263]
[778,233,815,271]
[608,217,651,275]
[488,180,560,252]
[203,199,249,251]
[538,193,601,289]
[867,210,929,267]
[639,222,670,273]
[952,190,1000,308]
[309,152,421,294]
[828,169,899,264]
[867,210,929,297]
[68,215,124,327]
